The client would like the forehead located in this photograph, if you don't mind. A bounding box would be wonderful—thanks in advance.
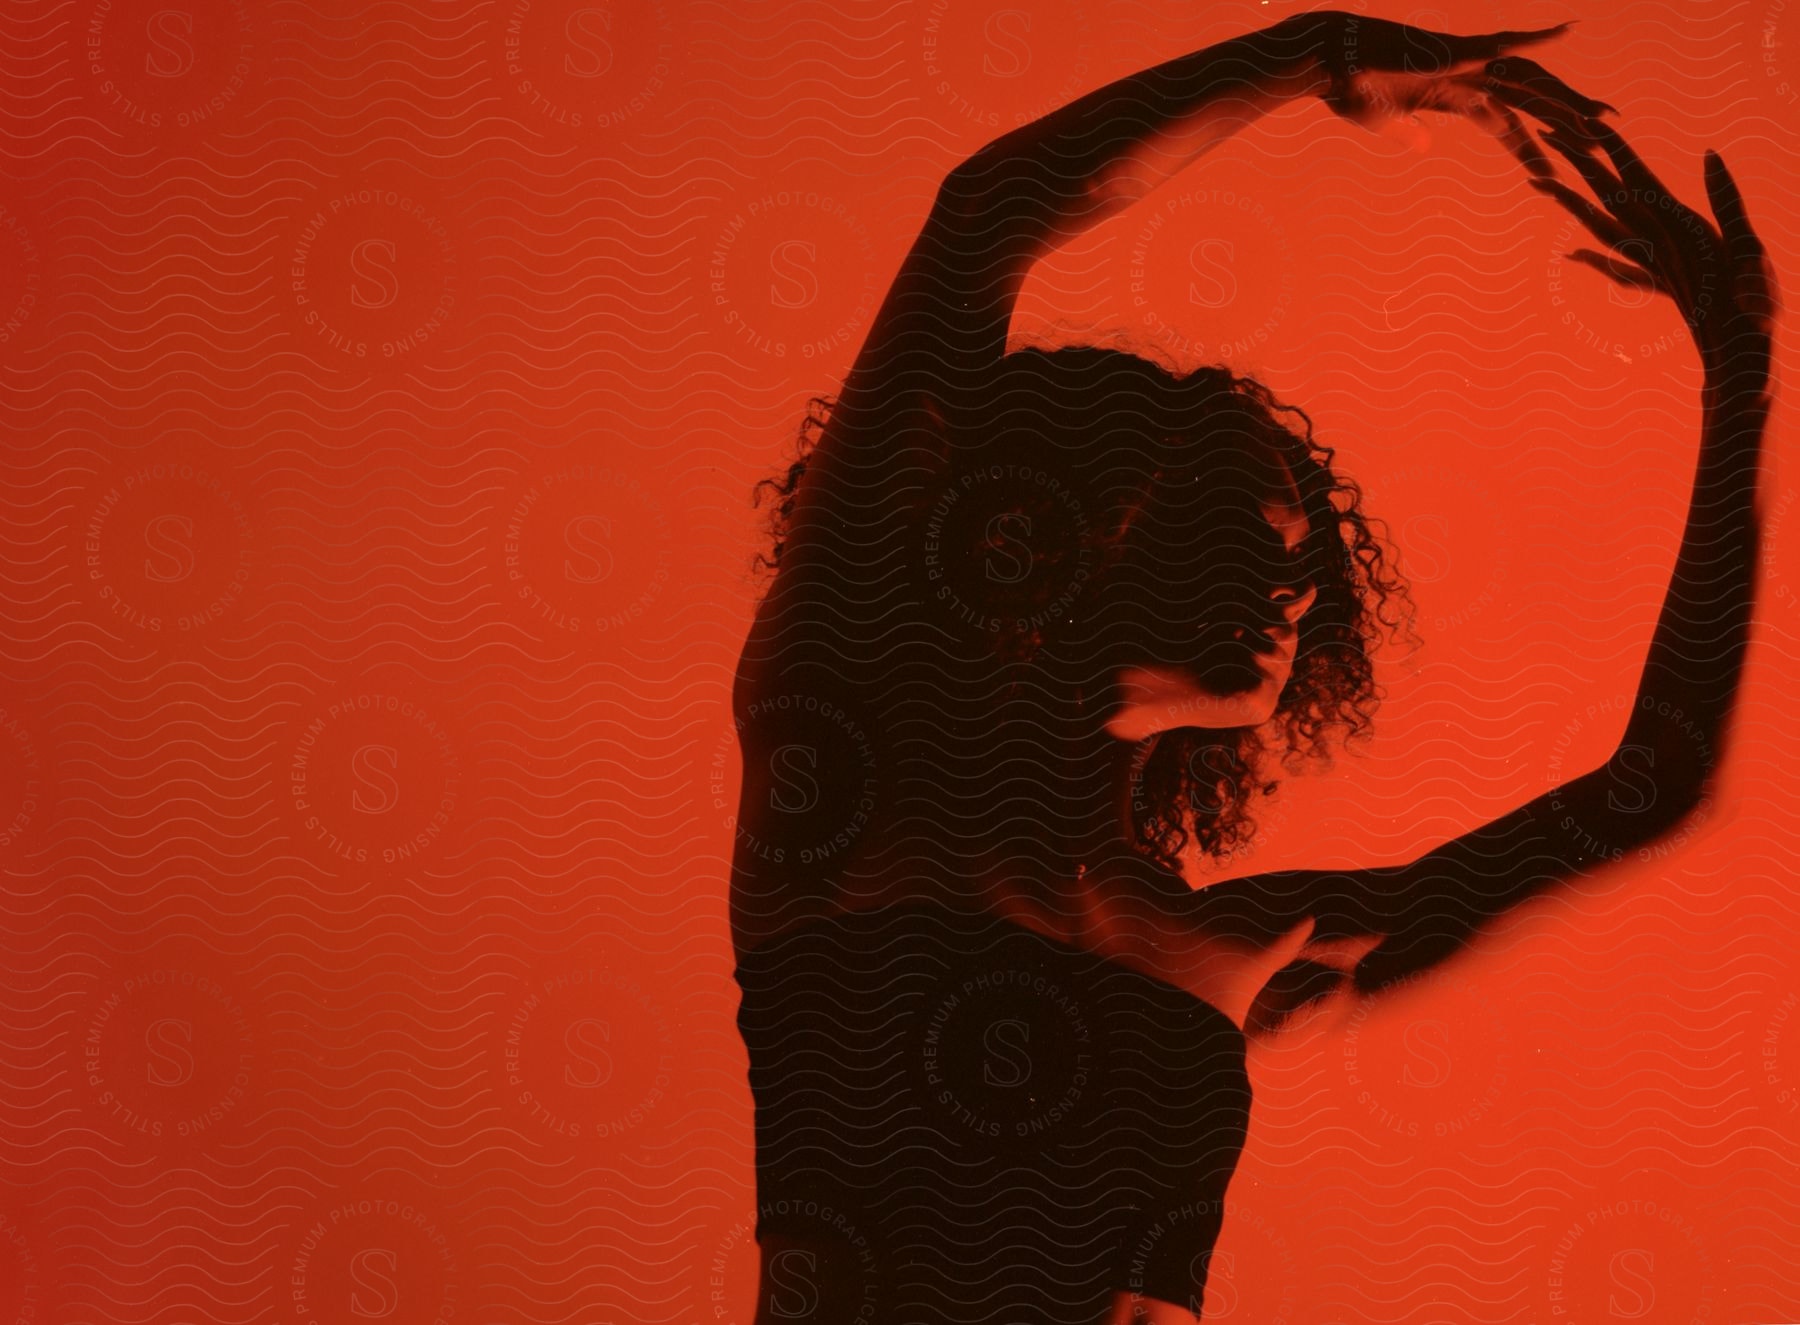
[1256,456,1308,546]
[1263,490,1307,543]
[1138,442,1304,523]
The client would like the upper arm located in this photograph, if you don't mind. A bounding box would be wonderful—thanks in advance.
[738,165,1057,694]
[778,165,1048,547]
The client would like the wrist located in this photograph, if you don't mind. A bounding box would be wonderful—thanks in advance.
[1262,12,1353,102]
[1250,15,1337,102]
[1700,369,1773,422]
[1698,333,1773,408]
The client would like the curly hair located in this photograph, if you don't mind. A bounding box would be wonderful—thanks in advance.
[752,344,1412,875]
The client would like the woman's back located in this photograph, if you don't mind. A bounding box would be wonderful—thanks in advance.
[733,898,1251,1324]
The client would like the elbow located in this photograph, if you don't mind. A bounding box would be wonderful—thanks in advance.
[1666,761,1716,823]
[1598,735,1720,856]
[941,138,1033,204]
[1610,769,1727,868]
[1616,697,1730,819]
[933,157,992,224]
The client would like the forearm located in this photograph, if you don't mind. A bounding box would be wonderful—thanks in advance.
[1338,375,1773,990]
[941,19,1330,235]
[840,20,1330,437]
[1080,872,1318,1030]
[1621,377,1770,796]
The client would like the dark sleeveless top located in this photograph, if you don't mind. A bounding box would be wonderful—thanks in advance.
[733,899,1252,1323]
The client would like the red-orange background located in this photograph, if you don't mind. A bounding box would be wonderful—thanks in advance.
[2,1,1798,1321]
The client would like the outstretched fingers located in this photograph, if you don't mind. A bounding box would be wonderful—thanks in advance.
[1484,54,1615,118]
[1702,149,1779,348]
[1583,117,1679,210]
[1486,77,1601,146]
[1529,177,1632,250]
[1358,18,1573,80]
[1566,248,1661,295]
[1537,121,1628,204]
[1703,150,1766,266]
[1491,99,1556,179]
[1445,22,1574,68]
[1482,79,1629,211]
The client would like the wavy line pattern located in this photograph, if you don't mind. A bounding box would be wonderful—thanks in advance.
[0,0,1796,1322]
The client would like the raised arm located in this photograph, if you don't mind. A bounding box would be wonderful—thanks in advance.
[742,13,1573,680]
[1208,104,1778,1019]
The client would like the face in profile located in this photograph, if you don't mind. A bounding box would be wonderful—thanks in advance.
[1103,446,1320,740]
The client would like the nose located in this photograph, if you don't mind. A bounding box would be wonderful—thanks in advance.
[1222,579,1316,650]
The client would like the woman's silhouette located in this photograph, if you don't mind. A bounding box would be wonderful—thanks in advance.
[729,12,1774,1323]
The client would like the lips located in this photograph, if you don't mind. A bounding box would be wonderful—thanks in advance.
[1137,614,1293,694]
[1179,640,1264,693]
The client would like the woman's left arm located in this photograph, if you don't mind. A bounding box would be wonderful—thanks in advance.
[1200,104,1777,1004]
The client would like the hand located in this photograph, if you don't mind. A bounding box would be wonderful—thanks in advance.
[1492,92,1777,389]
[1279,11,1601,136]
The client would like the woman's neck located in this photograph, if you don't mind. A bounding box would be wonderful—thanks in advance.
[1063,732,1155,868]
[983,705,1172,879]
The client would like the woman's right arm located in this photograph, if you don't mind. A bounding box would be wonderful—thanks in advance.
[1203,122,1777,1017]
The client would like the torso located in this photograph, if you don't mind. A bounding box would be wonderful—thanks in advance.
[732,894,1254,1321]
